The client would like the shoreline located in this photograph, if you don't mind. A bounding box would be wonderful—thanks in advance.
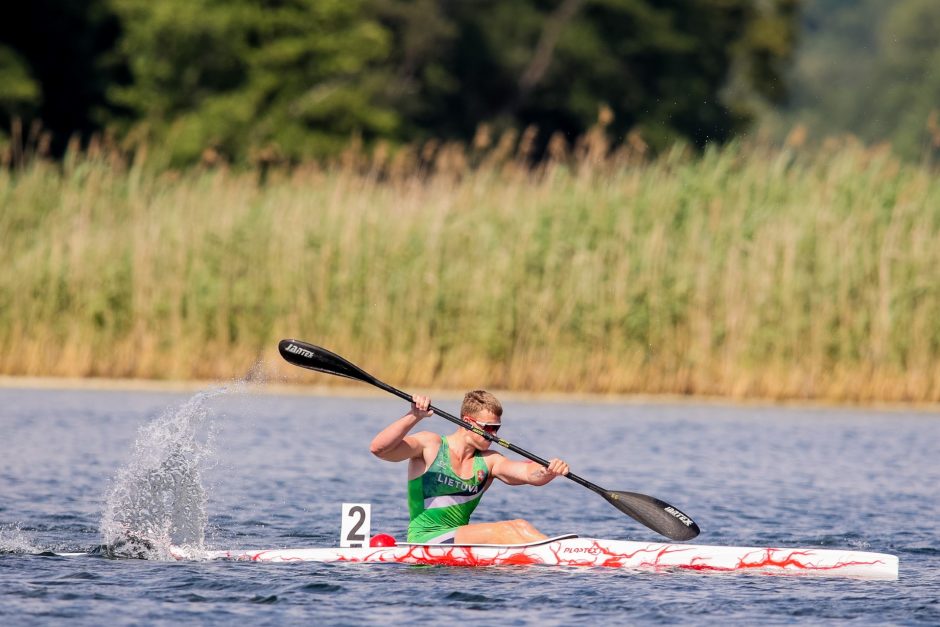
[2,375,939,414]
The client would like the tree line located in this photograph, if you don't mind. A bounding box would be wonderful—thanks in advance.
[1,0,799,166]
[3,1,938,166]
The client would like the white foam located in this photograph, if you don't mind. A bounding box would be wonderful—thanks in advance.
[0,523,40,554]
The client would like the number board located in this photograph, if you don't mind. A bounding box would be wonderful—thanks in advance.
[340,503,372,548]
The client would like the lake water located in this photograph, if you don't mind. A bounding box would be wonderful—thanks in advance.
[1,386,938,624]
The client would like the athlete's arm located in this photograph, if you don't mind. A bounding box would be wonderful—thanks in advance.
[369,396,434,462]
[490,455,569,486]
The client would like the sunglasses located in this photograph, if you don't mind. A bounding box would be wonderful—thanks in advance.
[466,416,501,434]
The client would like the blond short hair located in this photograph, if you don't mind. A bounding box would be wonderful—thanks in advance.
[461,390,503,418]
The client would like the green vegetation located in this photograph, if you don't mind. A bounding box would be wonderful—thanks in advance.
[3,135,938,402]
[1,0,798,163]
[3,3,938,403]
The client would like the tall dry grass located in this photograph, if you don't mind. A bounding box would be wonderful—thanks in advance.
[2,132,939,401]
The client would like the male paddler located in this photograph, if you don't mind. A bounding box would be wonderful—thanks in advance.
[370,389,569,544]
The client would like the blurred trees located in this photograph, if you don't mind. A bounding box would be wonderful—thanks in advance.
[778,0,940,159]
[0,0,120,154]
[107,0,396,165]
[873,0,940,158]
[375,0,799,152]
[0,46,40,121]
[3,0,802,164]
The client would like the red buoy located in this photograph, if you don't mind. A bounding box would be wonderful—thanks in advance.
[369,533,397,547]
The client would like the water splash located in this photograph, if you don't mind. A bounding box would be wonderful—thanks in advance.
[99,386,234,559]
[0,523,40,554]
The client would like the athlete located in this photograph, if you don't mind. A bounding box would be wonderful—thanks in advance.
[370,389,569,544]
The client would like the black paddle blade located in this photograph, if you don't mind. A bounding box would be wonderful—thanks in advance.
[604,491,700,541]
[278,339,377,385]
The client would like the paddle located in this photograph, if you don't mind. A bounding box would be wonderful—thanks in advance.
[278,338,700,541]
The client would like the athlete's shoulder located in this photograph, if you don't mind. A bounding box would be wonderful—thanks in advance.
[479,449,507,467]
[410,431,444,448]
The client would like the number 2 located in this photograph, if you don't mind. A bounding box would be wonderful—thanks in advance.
[346,506,366,544]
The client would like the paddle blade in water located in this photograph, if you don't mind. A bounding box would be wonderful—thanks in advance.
[603,491,700,541]
[278,339,377,384]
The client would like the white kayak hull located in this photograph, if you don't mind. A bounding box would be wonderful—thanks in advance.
[172,535,898,579]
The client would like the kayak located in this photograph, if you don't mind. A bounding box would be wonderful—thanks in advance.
[169,534,898,579]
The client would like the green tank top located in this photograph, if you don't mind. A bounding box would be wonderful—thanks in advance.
[407,436,490,543]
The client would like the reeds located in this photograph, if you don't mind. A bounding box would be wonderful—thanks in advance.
[2,132,939,402]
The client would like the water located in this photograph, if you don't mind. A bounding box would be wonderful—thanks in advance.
[1,387,938,625]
